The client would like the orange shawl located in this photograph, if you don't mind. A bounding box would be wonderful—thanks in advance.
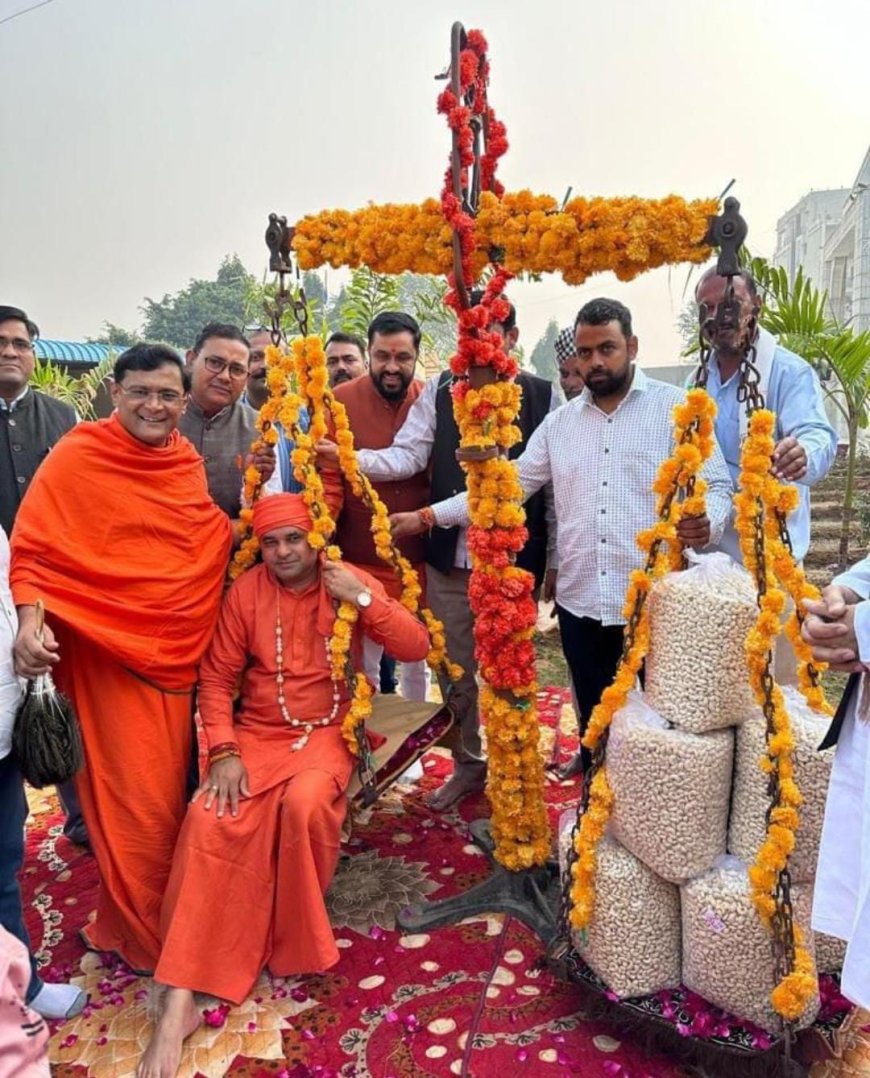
[11,414,232,691]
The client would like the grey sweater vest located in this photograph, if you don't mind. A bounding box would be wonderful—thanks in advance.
[177,398,259,519]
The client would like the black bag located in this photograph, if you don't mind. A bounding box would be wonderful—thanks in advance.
[12,671,83,788]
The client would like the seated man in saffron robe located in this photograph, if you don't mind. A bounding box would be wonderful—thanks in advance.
[11,344,233,975]
[137,493,430,1078]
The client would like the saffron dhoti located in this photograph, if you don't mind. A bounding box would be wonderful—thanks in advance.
[157,736,350,1003]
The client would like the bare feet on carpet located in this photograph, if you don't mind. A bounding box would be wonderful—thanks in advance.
[428,764,486,811]
[136,987,201,1078]
[555,751,584,781]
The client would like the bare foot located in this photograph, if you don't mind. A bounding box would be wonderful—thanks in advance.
[427,765,486,812]
[136,987,201,1078]
[555,752,585,781]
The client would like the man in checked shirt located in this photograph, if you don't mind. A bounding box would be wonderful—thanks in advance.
[394,298,733,779]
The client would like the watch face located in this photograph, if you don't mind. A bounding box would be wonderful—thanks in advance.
[357,590,372,608]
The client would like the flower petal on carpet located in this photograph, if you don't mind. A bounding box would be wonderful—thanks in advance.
[19,689,749,1076]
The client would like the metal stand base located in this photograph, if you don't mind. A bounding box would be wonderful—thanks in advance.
[396,818,561,945]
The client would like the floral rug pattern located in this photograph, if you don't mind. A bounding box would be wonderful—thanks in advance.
[19,689,868,1077]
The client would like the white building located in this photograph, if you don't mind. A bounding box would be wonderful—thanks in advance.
[773,146,870,331]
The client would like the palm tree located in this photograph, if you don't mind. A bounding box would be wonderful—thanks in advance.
[748,255,870,567]
[30,354,115,420]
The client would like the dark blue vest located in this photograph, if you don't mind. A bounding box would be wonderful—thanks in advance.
[426,370,552,586]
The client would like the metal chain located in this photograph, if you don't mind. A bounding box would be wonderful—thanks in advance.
[736,333,763,415]
[737,340,797,1058]
[693,330,712,391]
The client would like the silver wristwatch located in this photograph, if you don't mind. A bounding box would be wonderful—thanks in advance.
[356,589,373,609]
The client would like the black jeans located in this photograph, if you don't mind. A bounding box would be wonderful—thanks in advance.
[556,608,628,775]
[379,654,397,695]
[57,779,87,845]
[0,753,41,1001]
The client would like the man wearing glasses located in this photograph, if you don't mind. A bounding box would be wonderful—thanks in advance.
[0,306,77,539]
[0,305,89,849]
[0,305,86,1018]
[179,323,278,523]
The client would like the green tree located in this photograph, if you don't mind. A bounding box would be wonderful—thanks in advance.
[335,267,400,340]
[397,273,456,360]
[302,271,328,312]
[88,322,139,348]
[243,271,328,340]
[677,298,700,354]
[746,255,870,567]
[325,286,347,333]
[140,254,256,348]
[528,319,560,383]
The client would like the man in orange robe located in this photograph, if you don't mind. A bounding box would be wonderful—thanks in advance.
[11,344,232,975]
[137,493,429,1078]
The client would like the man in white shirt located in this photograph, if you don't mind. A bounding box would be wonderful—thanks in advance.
[0,528,85,1019]
[317,294,559,809]
[406,298,733,778]
[693,269,837,684]
[802,558,870,1010]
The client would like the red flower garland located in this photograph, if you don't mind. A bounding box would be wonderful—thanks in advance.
[437,27,551,870]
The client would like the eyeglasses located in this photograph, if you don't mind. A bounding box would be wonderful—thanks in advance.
[0,337,34,354]
[118,386,186,405]
[203,355,248,380]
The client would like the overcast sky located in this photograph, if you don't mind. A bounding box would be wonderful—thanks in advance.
[1,0,868,366]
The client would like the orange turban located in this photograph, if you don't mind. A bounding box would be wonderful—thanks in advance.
[252,494,313,539]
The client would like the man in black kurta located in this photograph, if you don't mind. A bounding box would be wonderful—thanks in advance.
[0,305,84,845]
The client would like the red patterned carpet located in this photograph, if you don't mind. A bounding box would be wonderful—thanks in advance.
[17,691,754,1077]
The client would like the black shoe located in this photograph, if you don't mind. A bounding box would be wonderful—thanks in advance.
[63,822,90,848]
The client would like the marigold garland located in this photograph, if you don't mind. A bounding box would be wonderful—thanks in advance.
[569,389,718,932]
[323,384,462,681]
[279,338,367,754]
[734,409,828,1021]
[292,191,717,287]
[232,332,463,756]
[229,342,302,580]
[436,32,551,872]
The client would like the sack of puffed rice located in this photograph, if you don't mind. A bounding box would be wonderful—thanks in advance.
[681,858,819,1033]
[573,834,682,1000]
[728,685,835,883]
[815,931,847,975]
[646,552,758,733]
[608,692,733,882]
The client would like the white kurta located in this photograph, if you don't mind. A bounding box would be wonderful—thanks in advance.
[812,556,870,1008]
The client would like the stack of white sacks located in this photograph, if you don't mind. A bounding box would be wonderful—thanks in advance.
[559,552,843,1034]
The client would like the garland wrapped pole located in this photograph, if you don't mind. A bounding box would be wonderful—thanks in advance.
[390,24,713,941]
[258,22,718,941]
[395,26,560,939]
